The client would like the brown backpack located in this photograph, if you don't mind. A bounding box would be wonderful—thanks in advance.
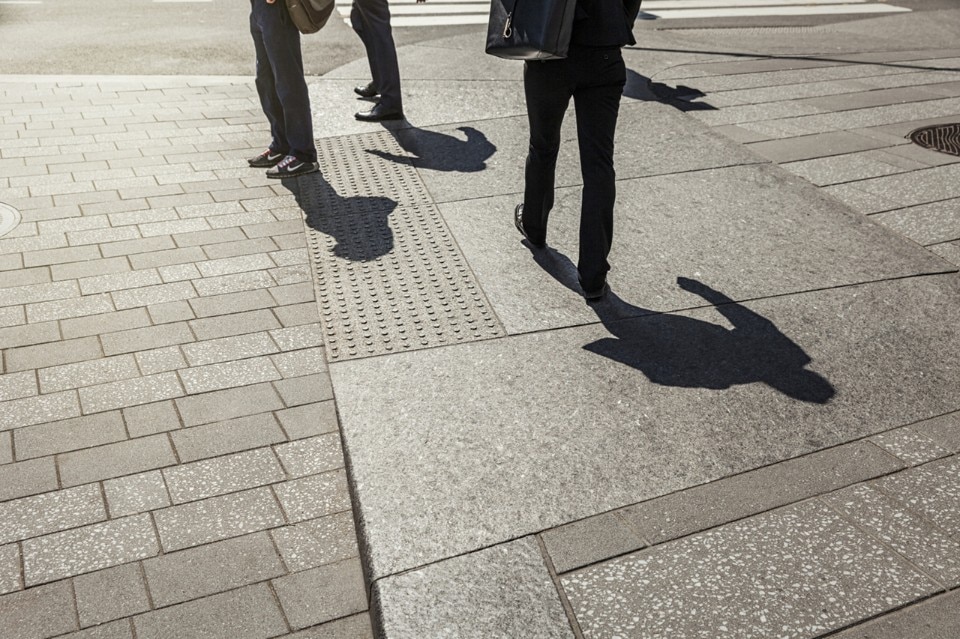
[286,0,336,34]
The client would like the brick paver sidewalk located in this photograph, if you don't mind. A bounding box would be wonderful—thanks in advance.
[0,76,371,638]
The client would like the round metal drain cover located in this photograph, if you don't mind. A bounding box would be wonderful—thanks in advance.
[907,123,960,157]
[0,202,22,238]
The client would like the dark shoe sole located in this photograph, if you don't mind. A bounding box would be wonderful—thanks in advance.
[514,204,545,249]
[354,111,404,122]
[266,163,319,179]
[583,281,610,302]
[354,85,379,98]
[247,152,285,168]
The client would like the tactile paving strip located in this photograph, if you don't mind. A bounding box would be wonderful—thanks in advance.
[303,132,505,361]
[315,130,434,215]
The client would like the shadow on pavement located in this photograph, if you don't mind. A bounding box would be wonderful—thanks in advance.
[368,125,497,172]
[283,172,398,262]
[625,68,717,111]
[530,246,836,404]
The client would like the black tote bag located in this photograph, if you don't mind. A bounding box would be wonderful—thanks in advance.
[485,0,578,60]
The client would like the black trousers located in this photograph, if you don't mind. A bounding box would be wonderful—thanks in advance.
[523,46,626,291]
[250,0,317,163]
[351,0,403,112]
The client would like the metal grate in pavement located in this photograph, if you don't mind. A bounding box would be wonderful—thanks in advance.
[908,123,960,156]
[0,202,21,238]
[301,132,504,361]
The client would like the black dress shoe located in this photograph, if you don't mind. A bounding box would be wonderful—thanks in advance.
[583,281,610,302]
[354,82,379,98]
[514,204,545,249]
[355,103,404,122]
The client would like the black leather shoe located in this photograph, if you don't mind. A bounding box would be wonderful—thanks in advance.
[583,281,610,302]
[354,82,378,98]
[514,204,545,249]
[355,103,404,122]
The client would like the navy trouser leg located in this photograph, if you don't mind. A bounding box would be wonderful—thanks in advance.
[522,59,573,244]
[571,47,625,291]
[351,0,403,112]
[250,0,316,162]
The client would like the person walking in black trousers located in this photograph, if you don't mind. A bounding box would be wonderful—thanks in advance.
[351,0,424,121]
[248,0,319,178]
[515,0,640,300]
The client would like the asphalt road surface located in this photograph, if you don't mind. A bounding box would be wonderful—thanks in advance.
[0,0,954,77]
[0,0,480,76]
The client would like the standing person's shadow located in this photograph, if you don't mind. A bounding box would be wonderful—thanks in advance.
[280,172,398,262]
[623,68,716,112]
[366,125,496,172]
[529,247,835,404]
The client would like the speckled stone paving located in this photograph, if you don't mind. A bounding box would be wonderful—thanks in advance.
[0,76,373,638]
[5,11,960,639]
[562,500,939,639]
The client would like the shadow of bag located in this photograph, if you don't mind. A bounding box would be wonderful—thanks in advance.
[286,0,336,34]
[485,0,577,60]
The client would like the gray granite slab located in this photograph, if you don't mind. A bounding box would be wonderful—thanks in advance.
[407,101,759,205]
[374,537,572,639]
[872,199,960,245]
[920,411,960,452]
[822,183,901,215]
[924,79,960,97]
[797,86,948,112]
[875,455,960,537]
[869,426,953,466]
[829,588,960,639]
[745,131,889,163]
[858,114,960,142]
[930,240,960,266]
[882,142,960,168]
[852,164,960,207]
[620,440,903,546]
[703,79,875,109]
[824,483,960,587]
[333,275,960,580]
[785,97,960,135]
[540,512,646,574]
[441,164,952,335]
[309,79,526,139]
[562,500,938,639]
[781,151,909,186]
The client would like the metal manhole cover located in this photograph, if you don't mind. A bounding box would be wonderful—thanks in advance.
[908,123,960,156]
[0,202,22,238]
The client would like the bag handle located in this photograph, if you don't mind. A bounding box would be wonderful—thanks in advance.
[502,0,521,38]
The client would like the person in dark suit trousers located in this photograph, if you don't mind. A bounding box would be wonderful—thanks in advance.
[351,0,425,121]
[247,0,320,178]
[514,0,641,300]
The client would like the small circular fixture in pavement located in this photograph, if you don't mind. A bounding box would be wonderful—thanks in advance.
[0,202,22,238]
[907,123,960,157]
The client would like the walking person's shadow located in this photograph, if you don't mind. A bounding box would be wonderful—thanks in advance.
[529,247,835,404]
[366,125,496,172]
[281,172,398,262]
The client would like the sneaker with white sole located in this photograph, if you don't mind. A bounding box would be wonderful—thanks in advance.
[247,149,285,168]
[266,155,319,179]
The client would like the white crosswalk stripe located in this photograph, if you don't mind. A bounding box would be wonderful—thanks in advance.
[336,0,911,29]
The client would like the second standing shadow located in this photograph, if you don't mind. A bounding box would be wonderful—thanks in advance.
[530,247,835,404]
[281,172,398,262]
[367,125,497,173]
